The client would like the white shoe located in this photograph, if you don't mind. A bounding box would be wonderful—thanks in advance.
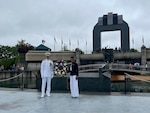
[41,95,44,98]
[47,94,50,97]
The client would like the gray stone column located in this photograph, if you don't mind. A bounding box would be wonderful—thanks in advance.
[141,45,147,70]
[98,68,111,93]
[75,50,81,65]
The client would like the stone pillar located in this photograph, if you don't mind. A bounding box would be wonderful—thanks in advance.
[141,45,147,70]
[99,68,111,93]
[75,50,81,65]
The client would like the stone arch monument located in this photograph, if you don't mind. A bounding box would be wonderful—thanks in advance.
[93,12,130,52]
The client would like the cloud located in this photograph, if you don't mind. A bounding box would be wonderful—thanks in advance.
[0,0,150,52]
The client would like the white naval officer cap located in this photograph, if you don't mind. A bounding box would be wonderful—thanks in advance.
[45,52,51,56]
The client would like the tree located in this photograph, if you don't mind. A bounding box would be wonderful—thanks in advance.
[0,40,34,70]
[75,48,84,54]
[130,48,138,52]
[16,39,34,54]
[16,40,34,69]
[0,45,18,59]
[0,45,18,70]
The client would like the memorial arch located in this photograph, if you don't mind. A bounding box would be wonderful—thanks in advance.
[93,12,130,52]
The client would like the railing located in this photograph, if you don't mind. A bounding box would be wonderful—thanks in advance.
[0,63,150,92]
[79,64,106,72]
[79,63,150,75]
[123,73,150,94]
[0,70,39,90]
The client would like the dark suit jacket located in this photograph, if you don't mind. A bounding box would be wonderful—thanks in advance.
[70,62,78,76]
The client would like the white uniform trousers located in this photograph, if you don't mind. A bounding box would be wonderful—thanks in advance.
[70,75,79,97]
[41,77,51,96]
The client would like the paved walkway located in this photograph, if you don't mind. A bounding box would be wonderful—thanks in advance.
[0,89,150,113]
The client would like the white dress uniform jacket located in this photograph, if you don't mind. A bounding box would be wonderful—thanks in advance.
[41,59,54,78]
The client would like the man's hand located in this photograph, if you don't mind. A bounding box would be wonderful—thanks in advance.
[76,76,78,80]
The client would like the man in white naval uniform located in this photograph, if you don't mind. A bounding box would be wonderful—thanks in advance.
[70,56,79,98]
[40,52,54,97]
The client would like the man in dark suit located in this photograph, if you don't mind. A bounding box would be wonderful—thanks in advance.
[70,56,79,98]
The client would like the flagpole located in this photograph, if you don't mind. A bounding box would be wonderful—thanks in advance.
[142,36,144,45]
[60,38,62,50]
[132,37,134,49]
[86,40,87,54]
[61,38,63,51]
[54,37,55,51]
[53,36,57,51]
[69,38,71,50]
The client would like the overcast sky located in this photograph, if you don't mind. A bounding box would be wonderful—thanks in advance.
[0,0,150,53]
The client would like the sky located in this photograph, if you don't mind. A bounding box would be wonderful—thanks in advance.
[0,0,150,53]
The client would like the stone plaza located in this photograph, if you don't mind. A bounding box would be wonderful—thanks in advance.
[0,88,150,113]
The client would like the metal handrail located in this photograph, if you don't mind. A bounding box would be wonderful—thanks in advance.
[0,72,23,82]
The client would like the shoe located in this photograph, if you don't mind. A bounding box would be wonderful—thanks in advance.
[41,95,44,98]
[71,96,78,98]
[47,94,50,97]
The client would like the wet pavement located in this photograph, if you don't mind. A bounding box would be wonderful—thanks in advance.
[0,89,150,113]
